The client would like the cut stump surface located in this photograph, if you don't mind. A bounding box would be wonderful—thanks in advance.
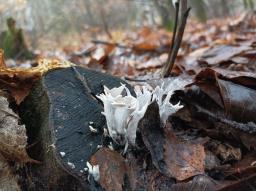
[20,66,131,190]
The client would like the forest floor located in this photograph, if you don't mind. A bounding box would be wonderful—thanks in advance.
[0,11,256,191]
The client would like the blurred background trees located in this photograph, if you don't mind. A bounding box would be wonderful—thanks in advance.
[0,0,255,51]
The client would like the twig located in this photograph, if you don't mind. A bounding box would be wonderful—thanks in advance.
[99,7,113,40]
[91,40,130,49]
[169,2,180,59]
[69,46,96,58]
[161,0,191,77]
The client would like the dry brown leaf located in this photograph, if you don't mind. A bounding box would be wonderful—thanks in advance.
[0,154,20,191]
[211,142,241,163]
[170,175,216,191]
[140,102,205,181]
[90,148,128,191]
[133,27,171,51]
[199,45,252,66]
[164,131,206,181]
[0,96,34,162]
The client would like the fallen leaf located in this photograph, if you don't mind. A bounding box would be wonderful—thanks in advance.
[0,154,20,191]
[224,152,256,177]
[126,152,177,191]
[133,26,171,51]
[0,96,33,162]
[90,148,128,191]
[218,79,256,123]
[164,129,206,181]
[198,45,252,66]
[172,70,256,150]
[207,141,241,163]
[140,102,205,181]
[195,68,256,123]
[170,175,216,191]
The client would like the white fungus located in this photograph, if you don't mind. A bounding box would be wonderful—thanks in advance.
[89,125,98,133]
[67,162,75,169]
[97,80,186,148]
[60,152,66,157]
[87,162,100,182]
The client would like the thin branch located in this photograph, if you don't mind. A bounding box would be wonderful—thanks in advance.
[99,7,113,40]
[91,40,130,49]
[166,2,180,71]
[161,0,191,77]
[164,8,191,77]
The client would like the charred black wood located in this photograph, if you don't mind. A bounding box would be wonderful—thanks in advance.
[19,66,132,191]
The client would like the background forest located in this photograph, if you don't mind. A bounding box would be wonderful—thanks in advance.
[0,0,255,51]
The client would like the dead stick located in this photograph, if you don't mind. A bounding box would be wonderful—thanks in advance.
[91,40,130,49]
[168,2,180,61]
[99,7,113,40]
[164,8,190,77]
[161,1,191,77]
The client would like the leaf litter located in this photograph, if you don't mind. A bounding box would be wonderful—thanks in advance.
[0,9,256,191]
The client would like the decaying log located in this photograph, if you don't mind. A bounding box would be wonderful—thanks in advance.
[19,66,132,190]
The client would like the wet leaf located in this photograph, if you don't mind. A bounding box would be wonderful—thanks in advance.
[164,130,205,181]
[218,79,256,123]
[140,102,205,181]
[0,154,20,191]
[198,45,252,66]
[170,175,216,191]
[90,148,128,191]
[195,68,256,123]
[172,70,256,150]
[223,152,256,177]
[207,141,241,163]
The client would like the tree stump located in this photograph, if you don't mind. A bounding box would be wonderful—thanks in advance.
[20,66,132,190]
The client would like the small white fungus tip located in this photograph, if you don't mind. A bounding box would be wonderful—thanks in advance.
[67,162,75,169]
[87,162,100,182]
[60,152,66,157]
[84,167,88,171]
[89,125,98,133]
[103,128,109,137]
[108,142,114,150]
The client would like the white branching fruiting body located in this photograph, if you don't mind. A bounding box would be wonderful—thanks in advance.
[87,162,100,182]
[97,80,186,147]
[153,84,183,123]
